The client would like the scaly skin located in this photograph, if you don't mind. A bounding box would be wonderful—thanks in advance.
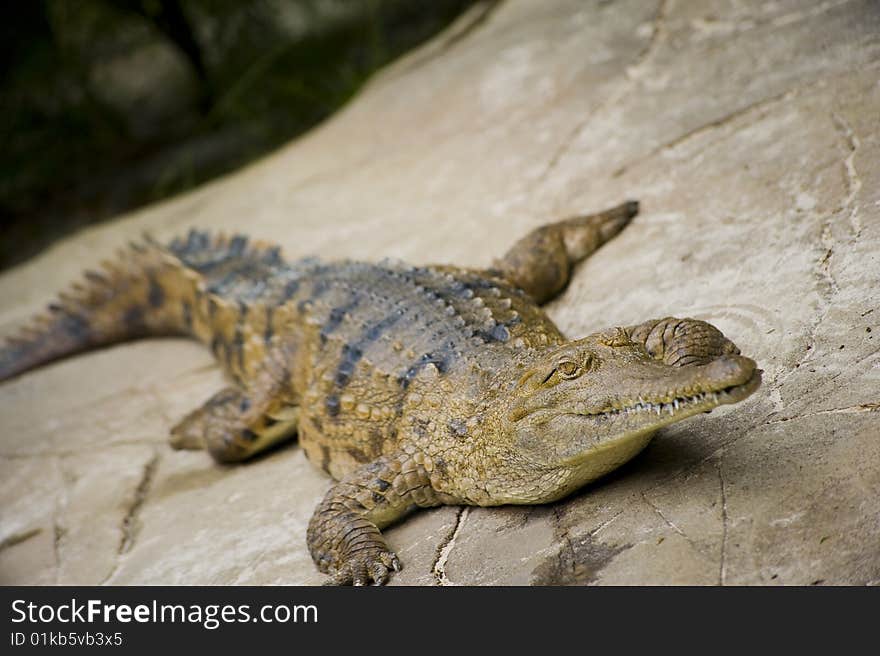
[0,201,761,585]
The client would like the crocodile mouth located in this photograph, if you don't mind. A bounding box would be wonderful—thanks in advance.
[573,368,763,422]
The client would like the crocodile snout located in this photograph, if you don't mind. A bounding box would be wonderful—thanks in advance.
[702,354,757,387]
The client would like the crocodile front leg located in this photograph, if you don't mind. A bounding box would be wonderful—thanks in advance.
[169,354,299,463]
[307,453,442,585]
[624,317,742,366]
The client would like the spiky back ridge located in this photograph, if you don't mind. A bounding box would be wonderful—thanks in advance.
[0,230,566,396]
[0,230,294,383]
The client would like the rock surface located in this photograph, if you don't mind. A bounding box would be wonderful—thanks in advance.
[1,0,878,586]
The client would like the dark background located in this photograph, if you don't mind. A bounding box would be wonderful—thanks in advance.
[0,0,477,270]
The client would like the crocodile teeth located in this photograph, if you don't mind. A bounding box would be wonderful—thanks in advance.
[574,387,731,421]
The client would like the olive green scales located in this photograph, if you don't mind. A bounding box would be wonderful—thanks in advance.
[0,202,761,585]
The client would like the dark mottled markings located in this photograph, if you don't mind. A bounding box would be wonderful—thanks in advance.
[372,491,384,503]
[228,235,247,256]
[364,460,385,475]
[241,428,258,442]
[448,274,521,345]
[263,246,283,267]
[230,327,245,374]
[411,417,430,439]
[169,231,297,306]
[208,388,239,407]
[181,301,193,330]
[57,312,92,341]
[296,275,334,314]
[375,478,391,492]
[263,306,274,343]
[347,447,368,463]
[447,280,473,298]
[182,229,208,252]
[311,265,523,406]
[331,310,403,391]
[280,278,300,302]
[239,397,251,412]
[398,351,450,389]
[306,278,331,303]
[368,429,384,454]
[206,271,237,295]
[320,293,361,344]
[334,344,359,387]
[448,418,467,438]
[122,306,145,332]
[232,302,248,374]
[319,445,332,474]
[408,268,519,351]
[147,276,164,308]
[325,394,340,417]
[84,270,107,285]
[474,323,510,344]
[451,274,499,294]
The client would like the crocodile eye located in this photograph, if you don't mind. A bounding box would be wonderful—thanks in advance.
[557,360,580,378]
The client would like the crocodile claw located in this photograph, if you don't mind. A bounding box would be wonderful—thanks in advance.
[331,549,401,586]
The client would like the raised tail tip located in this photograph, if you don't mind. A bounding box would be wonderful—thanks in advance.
[595,199,640,241]
[622,199,640,218]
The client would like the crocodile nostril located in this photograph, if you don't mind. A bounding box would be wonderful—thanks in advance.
[703,355,756,383]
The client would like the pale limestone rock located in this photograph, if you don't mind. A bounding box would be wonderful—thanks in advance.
[1,0,878,585]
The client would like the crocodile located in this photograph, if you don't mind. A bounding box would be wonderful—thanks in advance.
[0,201,761,585]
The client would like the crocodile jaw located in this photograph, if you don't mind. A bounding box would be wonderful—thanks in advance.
[555,367,762,467]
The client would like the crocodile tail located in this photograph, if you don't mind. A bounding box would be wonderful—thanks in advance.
[0,230,290,383]
[0,237,196,382]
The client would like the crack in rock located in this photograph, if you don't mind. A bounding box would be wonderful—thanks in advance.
[625,0,670,81]
[51,456,73,585]
[530,506,628,585]
[589,509,624,538]
[766,402,880,424]
[774,108,868,389]
[818,222,840,297]
[716,454,729,586]
[690,0,857,40]
[613,86,798,178]
[52,521,64,585]
[785,113,855,381]
[0,527,42,552]
[640,491,705,559]
[118,451,160,555]
[101,450,161,585]
[432,506,469,585]
[536,0,669,184]
[830,111,862,238]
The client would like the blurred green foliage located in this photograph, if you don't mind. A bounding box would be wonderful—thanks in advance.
[0,0,476,269]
